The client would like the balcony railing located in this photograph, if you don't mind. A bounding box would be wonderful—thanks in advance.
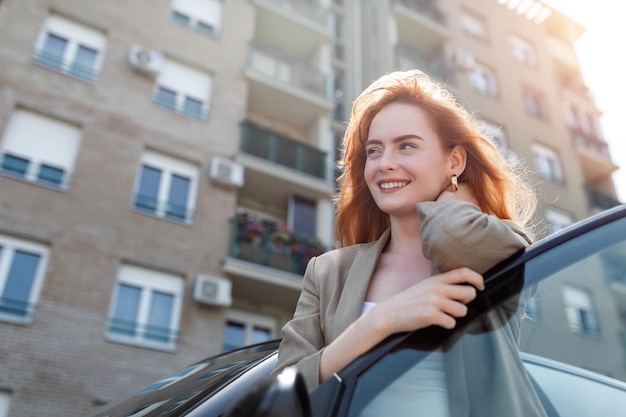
[0,296,35,321]
[108,317,178,345]
[585,186,621,212]
[228,212,328,275]
[240,121,327,179]
[0,152,69,189]
[393,0,446,25]
[572,128,612,161]
[266,0,330,28]
[395,42,454,86]
[32,49,98,82]
[247,41,330,100]
[133,193,195,224]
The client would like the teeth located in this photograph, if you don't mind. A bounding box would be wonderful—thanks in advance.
[380,182,407,189]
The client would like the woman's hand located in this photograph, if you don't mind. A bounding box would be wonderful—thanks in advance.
[369,267,484,335]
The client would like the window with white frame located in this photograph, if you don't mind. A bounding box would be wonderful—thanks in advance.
[562,285,600,337]
[0,392,11,417]
[223,310,276,352]
[481,120,508,151]
[545,208,574,235]
[154,60,212,120]
[532,143,564,183]
[469,63,498,97]
[33,14,106,82]
[107,264,184,350]
[461,10,488,41]
[0,235,49,324]
[133,150,199,224]
[523,86,549,120]
[171,0,223,37]
[0,109,81,189]
[509,35,537,67]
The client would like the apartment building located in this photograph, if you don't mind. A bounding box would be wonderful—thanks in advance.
[0,0,622,416]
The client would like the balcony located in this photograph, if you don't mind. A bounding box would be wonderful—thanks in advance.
[240,121,326,180]
[395,42,455,86]
[392,0,448,53]
[572,129,618,183]
[222,212,329,309]
[252,0,332,61]
[586,186,621,213]
[244,41,335,129]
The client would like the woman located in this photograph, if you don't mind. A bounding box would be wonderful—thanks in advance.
[275,70,543,416]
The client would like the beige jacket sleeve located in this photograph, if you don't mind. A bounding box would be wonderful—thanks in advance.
[417,200,533,275]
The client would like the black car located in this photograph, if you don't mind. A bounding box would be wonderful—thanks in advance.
[86,204,626,417]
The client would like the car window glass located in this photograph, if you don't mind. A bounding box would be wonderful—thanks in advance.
[346,215,626,417]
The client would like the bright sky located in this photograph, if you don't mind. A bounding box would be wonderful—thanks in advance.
[543,0,626,202]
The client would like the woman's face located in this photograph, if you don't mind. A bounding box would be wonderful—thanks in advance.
[364,102,455,217]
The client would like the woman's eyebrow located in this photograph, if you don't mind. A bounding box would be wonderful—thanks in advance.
[365,134,424,145]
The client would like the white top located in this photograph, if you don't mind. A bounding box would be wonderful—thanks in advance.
[360,302,451,417]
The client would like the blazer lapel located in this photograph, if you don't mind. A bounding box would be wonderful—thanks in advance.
[331,229,391,341]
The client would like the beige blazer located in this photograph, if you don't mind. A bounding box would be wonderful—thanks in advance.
[275,200,546,416]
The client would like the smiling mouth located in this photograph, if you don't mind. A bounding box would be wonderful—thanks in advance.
[379,181,408,190]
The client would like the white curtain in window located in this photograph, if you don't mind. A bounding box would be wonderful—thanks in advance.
[1,109,81,171]
[157,60,212,103]
[171,0,223,30]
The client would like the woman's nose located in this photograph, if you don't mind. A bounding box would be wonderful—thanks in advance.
[378,149,398,171]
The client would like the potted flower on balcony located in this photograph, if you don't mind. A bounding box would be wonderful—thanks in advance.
[269,226,292,251]
[244,223,265,244]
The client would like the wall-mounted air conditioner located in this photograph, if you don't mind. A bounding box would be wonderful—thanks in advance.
[209,156,244,189]
[193,274,232,307]
[128,44,164,78]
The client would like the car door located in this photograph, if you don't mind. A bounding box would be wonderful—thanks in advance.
[308,205,626,417]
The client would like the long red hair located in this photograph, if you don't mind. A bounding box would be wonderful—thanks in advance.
[334,70,536,247]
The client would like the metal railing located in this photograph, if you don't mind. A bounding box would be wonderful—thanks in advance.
[133,193,195,223]
[32,49,98,82]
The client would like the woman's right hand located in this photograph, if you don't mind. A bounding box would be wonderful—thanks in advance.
[368,267,484,336]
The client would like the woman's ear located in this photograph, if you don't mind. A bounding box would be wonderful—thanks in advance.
[449,145,467,176]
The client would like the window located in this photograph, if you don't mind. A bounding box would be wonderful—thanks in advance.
[562,286,600,337]
[0,109,81,189]
[223,310,275,352]
[563,100,603,139]
[481,120,508,151]
[509,35,537,67]
[469,63,498,97]
[171,0,223,37]
[331,11,346,61]
[532,143,564,183]
[545,208,574,234]
[154,60,212,120]
[0,392,11,417]
[523,86,549,120]
[108,265,184,350]
[0,235,49,324]
[133,150,199,224]
[33,14,106,82]
[461,10,488,41]
[288,196,317,238]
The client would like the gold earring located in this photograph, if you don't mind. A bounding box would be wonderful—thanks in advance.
[451,175,458,192]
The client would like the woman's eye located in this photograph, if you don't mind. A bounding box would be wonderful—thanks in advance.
[400,142,415,150]
[366,148,380,156]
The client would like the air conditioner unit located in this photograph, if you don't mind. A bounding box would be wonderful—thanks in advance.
[194,275,232,307]
[129,44,164,78]
[209,157,244,189]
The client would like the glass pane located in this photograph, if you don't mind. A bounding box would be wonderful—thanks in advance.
[171,11,190,25]
[223,321,245,351]
[146,291,174,343]
[183,97,204,119]
[291,196,316,238]
[39,33,67,69]
[166,174,190,221]
[37,164,64,187]
[110,284,141,336]
[1,154,29,177]
[251,326,271,345]
[72,45,97,81]
[274,137,298,169]
[135,165,161,213]
[154,87,177,111]
[0,250,40,317]
[197,21,216,36]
